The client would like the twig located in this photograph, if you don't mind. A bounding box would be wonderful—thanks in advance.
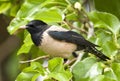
[64,58,77,66]
[85,22,94,39]
[63,20,87,34]
[19,55,50,64]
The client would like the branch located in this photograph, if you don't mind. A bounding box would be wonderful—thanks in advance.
[19,55,50,64]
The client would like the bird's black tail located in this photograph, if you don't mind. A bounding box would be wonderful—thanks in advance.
[85,46,110,61]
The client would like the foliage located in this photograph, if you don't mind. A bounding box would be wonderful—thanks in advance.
[3,0,120,81]
[0,0,23,16]
[16,58,72,81]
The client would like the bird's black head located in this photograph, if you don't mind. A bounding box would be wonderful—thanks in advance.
[25,20,48,34]
[20,20,49,46]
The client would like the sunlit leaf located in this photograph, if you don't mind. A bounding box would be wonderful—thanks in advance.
[16,72,37,81]
[72,57,97,81]
[90,75,116,81]
[48,57,64,72]
[7,0,64,34]
[111,63,120,81]
[17,34,33,55]
[16,62,45,81]
[94,30,118,57]
[0,2,11,13]
[88,11,120,35]
[48,58,72,81]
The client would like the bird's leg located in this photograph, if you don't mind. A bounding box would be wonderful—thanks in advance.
[64,58,68,62]
[64,58,77,66]
[64,52,78,65]
[72,52,78,58]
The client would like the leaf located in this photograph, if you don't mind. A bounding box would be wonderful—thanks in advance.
[16,0,45,18]
[94,30,118,57]
[48,58,72,81]
[48,57,64,72]
[17,34,33,55]
[66,12,78,20]
[88,11,120,57]
[34,8,64,22]
[104,68,117,80]
[72,57,98,81]
[86,62,103,79]
[88,11,120,35]
[48,72,72,81]
[94,0,120,20]
[0,2,11,13]
[16,62,45,81]
[10,4,20,17]
[7,0,64,34]
[31,73,42,81]
[7,18,28,35]
[23,62,45,74]
[16,72,37,81]
[39,0,68,8]
[90,75,116,81]
[111,63,120,81]
[17,31,46,56]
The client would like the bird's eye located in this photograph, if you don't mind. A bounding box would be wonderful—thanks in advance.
[27,24,34,28]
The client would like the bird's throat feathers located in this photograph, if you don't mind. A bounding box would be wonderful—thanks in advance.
[30,25,49,46]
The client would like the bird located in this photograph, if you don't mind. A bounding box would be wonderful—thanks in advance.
[20,20,110,61]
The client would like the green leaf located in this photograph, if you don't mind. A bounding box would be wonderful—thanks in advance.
[66,12,78,20]
[88,11,120,57]
[94,30,118,57]
[34,8,64,22]
[48,57,64,72]
[111,63,120,81]
[48,71,72,81]
[39,0,68,8]
[7,19,28,34]
[7,0,64,34]
[16,62,45,81]
[23,33,33,45]
[94,0,120,20]
[0,2,11,13]
[29,45,47,58]
[10,4,20,17]
[16,72,37,81]
[23,62,45,74]
[17,34,33,55]
[86,62,103,79]
[88,11,120,35]
[31,73,40,81]
[48,58,72,81]
[72,57,98,81]
[17,31,46,56]
[104,68,117,80]
[16,0,45,18]
[90,75,116,81]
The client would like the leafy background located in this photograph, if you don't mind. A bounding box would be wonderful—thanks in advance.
[0,0,120,81]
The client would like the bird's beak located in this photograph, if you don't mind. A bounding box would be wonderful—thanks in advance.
[13,25,27,35]
[19,25,27,29]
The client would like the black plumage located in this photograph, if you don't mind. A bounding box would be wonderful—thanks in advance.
[23,20,110,61]
[25,20,49,46]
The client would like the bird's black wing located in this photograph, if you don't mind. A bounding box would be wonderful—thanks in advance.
[48,30,98,48]
[48,30,110,61]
